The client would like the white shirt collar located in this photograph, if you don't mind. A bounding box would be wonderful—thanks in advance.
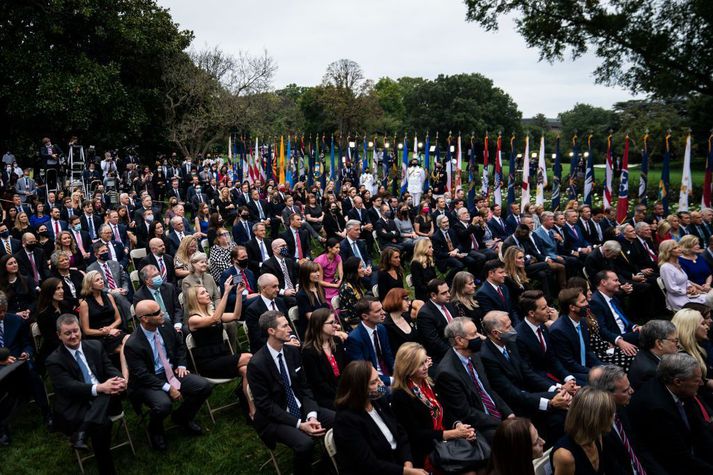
[260,295,276,309]
[524,318,542,335]
[568,316,581,328]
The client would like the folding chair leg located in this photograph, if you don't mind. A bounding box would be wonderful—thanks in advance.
[75,449,86,474]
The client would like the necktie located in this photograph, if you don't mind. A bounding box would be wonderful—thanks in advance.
[280,260,294,289]
[256,201,265,220]
[157,258,167,278]
[496,286,505,303]
[75,350,93,384]
[64,276,77,297]
[241,270,253,293]
[112,225,121,243]
[0,321,4,347]
[153,289,169,322]
[244,221,250,238]
[570,225,579,239]
[294,231,303,259]
[373,330,390,376]
[643,241,657,262]
[467,361,501,419]
[199,194,203,203]
[68,208,74,218]
[548,229,555,242]
[676,400,690,430]
[3,240,11,255]
[614,415,647,475]
[471,233,479,250]
[444,231,454,251]
[351,241,364,265]
[502,347,511,361]
[103,263,117,290]
[440,304,453,323]
[74,232,86,254]
[155,331,181,389]
[609,298,631,332]
[575,324,586,366]
[259,240,268,261]
[54,220,60,237]
[271,301,277,311]
[87,216,95,239]
[536,327,546,351]
[28,252,39,283]
[277,353,301,418]
[177,232,184,242]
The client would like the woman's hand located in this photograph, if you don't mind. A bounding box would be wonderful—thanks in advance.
[223,275,235,294]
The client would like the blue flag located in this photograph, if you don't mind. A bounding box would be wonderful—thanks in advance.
[583,135,595,205]
[286,136,293,187]
[507,134,516,209]
[400,137,409,195]
[659,134,671,215]
[467,137,476,211]
[362,137,368,174]
[567,136,579,200]
[638,135,649,205]
[330,136,335,182]
[424,135,431,191]
[552,137,562,211]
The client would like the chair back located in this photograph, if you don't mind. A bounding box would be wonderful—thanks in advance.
[533,447,553,475]
[324,428,339,473]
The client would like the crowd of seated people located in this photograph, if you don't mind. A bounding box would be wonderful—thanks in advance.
[4,149,713,474]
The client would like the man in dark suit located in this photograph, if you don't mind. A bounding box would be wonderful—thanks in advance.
[245,222,273,275]
[562,209,593,258]
[487,204,509,241]
[452,207,492,265]
[515,290,583,385]
[218,246,260,310]
[375,203,409,254]
[589,365,667,475]
[133,265,183,333]
[80,201,103,241]
[628,319,678,390]
[166,215,192,256]
[246,189,270,224]
[417,279,458,364]
[246,310,334,475]
[0,223,21,258]
[235,183,251,207]
[577,205,600,245]
[244,273,290,352]
[435,317,513,444]
[504,203,521,235]
[282,213,311,262]
[340,220,372,268]
[231,207,254,245]
[46,314,126,474]
[97,224,129,269]
[475,259,520,324]
[46,207,68,242]
[345,298,395,386]
[67,215,93,262]
[627,222,658,275]
[138,238,176,286]
[14,232,50,288]
[480,311,569,442]
[589,271,640,354]
[260,239,297,307]
[628,353,713,474]
[549,288,603,375]
[124,299,213,450]
[432,215,476,281]
[347,196,374,244]
[9,194,32,216]
[106,210,129,249]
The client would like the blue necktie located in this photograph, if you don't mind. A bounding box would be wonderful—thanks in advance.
[609,298,631,332]
[277,353,301,418]
[502,347,511,361]
[575,324,586,366]
[0,321,4,347]
[75,350,93,384]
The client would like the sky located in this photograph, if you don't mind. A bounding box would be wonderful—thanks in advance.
[157,0,639,118]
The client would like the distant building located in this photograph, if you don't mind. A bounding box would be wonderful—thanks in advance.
[522,117,562,132]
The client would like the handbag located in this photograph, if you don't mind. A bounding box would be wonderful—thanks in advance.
[430,436,491,473]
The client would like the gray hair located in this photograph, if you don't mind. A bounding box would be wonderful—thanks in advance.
[257,272,278,290]
[589,365,626,392]
[345,219,361,231]
[0,291,7,310]
[481,311,509,335]
[436,214,449,227]
[444,317,472,346]
[56,313,79,332]
[657,353,700,384]
[252,222,265,233]
[258,310,284,335]
[97,223,111,235]
[540,211,554,221]
[139,265,158,283]
[601,240,622,254]
[639,320,677,350]
[170,216,183,227]
[634,221,650,234]
[50,250,70,267]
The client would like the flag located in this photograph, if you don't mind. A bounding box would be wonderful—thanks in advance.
[271,139,277,181]
[482,132,490,199]
[363,136,368,174]
[446,133,452,193]
[521,135,530,212]
[604,134,613,210]
[400,135,409,194]
[659,133,671,215]
[424,134,431,191]
[382,141,390,188]
[536,135,547,205]
[320,135,327,189]
[583,134,595,205]
[336,139,342,194]
[551,136,562,211]
[278,136,285,184]
[704,133,713,208]
[286,135,294,187]
[616,135,630,224]
[372,136,378,176]
[308,137,316,187]
[507,133,516,209]
[494,133,503,206]
[434,137,441,191]
[568,134,579,200]
[467,135,475,210]
[247,138,255,183]
[455,134,462,190]
[639,133,649,205]
[679,132,692,212]
[329,135,335,182]
[266,142,273,183]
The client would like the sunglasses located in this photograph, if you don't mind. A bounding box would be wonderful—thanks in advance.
[139,309,162,319]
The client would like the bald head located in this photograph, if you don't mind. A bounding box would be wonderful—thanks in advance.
[272,238,287,253]
[149,238,166,256]
[135,299,164,330]
[257,273,280,300]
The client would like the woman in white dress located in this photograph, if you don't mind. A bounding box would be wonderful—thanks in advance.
[658,239,713,311]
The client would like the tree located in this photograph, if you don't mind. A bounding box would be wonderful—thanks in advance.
[558,103,618,154]
[462,0,713,100]
[611,100,687,158]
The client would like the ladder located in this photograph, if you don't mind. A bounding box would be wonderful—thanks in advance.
[67,144,86,194]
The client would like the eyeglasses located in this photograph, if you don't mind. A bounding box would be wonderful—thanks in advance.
[139,309,162,318]
[219,232,231,237]
[663,337,679,344]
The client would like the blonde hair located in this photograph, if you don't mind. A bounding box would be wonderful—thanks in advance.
[502,246,529,284]
[656,220,671,239]
[679,234,701,252]
[184,285,209,317]
[450,271,479,309]
[672,308,708,377]
[175,235,198,266]
[392,343,432,395]
[13,212,28,230]
[80,270,102,297]
[657,239,678,266]
[412,238,434,268]
[54,230,78,253]
[564,387,616,445]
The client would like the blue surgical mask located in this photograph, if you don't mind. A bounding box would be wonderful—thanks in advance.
[73,224,81,232]
[368,383,388,400]
[151,276,163,287]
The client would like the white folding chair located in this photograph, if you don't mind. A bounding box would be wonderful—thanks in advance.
[533,447,553,475]
[330,295,340,310]
[247,384,284,475]
[75,411,135,474]
[405,274,413,287]
[372,230,381,253]
[185,330,241,424]
[656,276,671,310]
[287,306,301,341]
[372,284,379,298]
[129,270,140,291]
[129,248,147,268]
[324,428,339,473]
[201,238,210,255]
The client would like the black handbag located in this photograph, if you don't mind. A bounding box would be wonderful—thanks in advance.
[430,437,491,473]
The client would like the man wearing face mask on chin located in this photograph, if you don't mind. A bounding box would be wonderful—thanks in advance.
[133,265,184,333]
[435,317,513,445]
[218,246,259,311]
[479,310,571,444]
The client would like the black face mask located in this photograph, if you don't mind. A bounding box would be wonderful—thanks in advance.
[241,213,250,219]
[25,243,37,251]
[467,337,483,353]
[237,259,249,269]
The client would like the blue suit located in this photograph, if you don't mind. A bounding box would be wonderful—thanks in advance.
[231,219,254,246]
[487,217,509,240]
[1,313,33,358]
[219,265,257,309]
[345,323,395,385]
[46,219,68,241]
[474,281,520,324]
[549,315,602,375]
[505,214,521,235]
[339,237,371,268]
[562,223,590,254]
[589,291,640,346]
[533,226,559,259]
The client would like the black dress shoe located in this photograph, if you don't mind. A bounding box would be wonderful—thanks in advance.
[171,415,203,435]
[149,433,167,451]
[71,431,90,451]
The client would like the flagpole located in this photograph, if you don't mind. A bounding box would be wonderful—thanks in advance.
[678,129,692,212]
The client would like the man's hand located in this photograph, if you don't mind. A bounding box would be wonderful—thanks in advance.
[448,250,459,257]
[284,288,296,297]
[617,339,638,357]
[549,390,571,410]
[299,419,325,436]
[641,268,654,276]
[561,380,578,395]
[621,283,633,294]
[286,338,301,348]
[97,377,126,395]
[0,355,17,366]
[19,352,29,360]
[632,274,646,283]
[168,386,182,401]
[175,367,189,378]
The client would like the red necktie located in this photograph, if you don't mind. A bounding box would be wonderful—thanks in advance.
[28,252,39,283]
[295,231,303,259]
[440,304,453,322]
[54,220,60,237]
[496,286,505,302]
[536,327,546,352]
[158,258,167,278]
[112,225,121,243]
[241,270,252,293]
[471,234,479,250]
[103,263,117,289]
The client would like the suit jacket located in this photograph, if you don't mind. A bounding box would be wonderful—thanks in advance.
[515,319,577,383]
[231,219,254,245]
[375,218,401,248]
[15,176,36,202]
[431,228,459,271]
[87,259,130,295]
[132,283,182,326]
[345,323,395,385]
[0,237,21,258]
[333,399,412,475]
[702,248,713,274]
[219,265,257,308]
[99,239,128,268]
[80,213,103,239]
[479,339,553,416]
[339,238,371,268]
[301,342,344,410]
[391,387,445,469]
[246,199,269,222]
[13,248,50,287]
[244,297,289,352]
[46,219,68,241]
[124,322,187,395]
[474,281,520,324]
[107,223,129,248]
[45,340,121,433]
[627,349,660,390]
[166,229,188,256]
[281,227,311,260]
[626,237,657,271]
[487,217,509,241]
[533,226,561,259]
[416,300,455,363]
[0,313,33,357]
[589,291,634,344]
[435,348,512,435]
[602,408,668,475]
[578,218,599,245]
[452,220,485,252]
[137,253,176,285]
[549,315,602,374]
[347,207,370,227]
[562,222,591,253]
[261,256,297,291]
[69,229,93,257]
[246,344,319,446]
[245,237,273,275]
[505,214,521,235]
[628,379,713,474]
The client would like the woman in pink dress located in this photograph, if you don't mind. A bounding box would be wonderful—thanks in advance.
[315,237,343,303]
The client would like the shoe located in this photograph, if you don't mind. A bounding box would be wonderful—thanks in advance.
[44,415,55,433]
[71,431,89,451]
[0,430,10,447]
[171,415,203,435]
[149,433,167,451]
